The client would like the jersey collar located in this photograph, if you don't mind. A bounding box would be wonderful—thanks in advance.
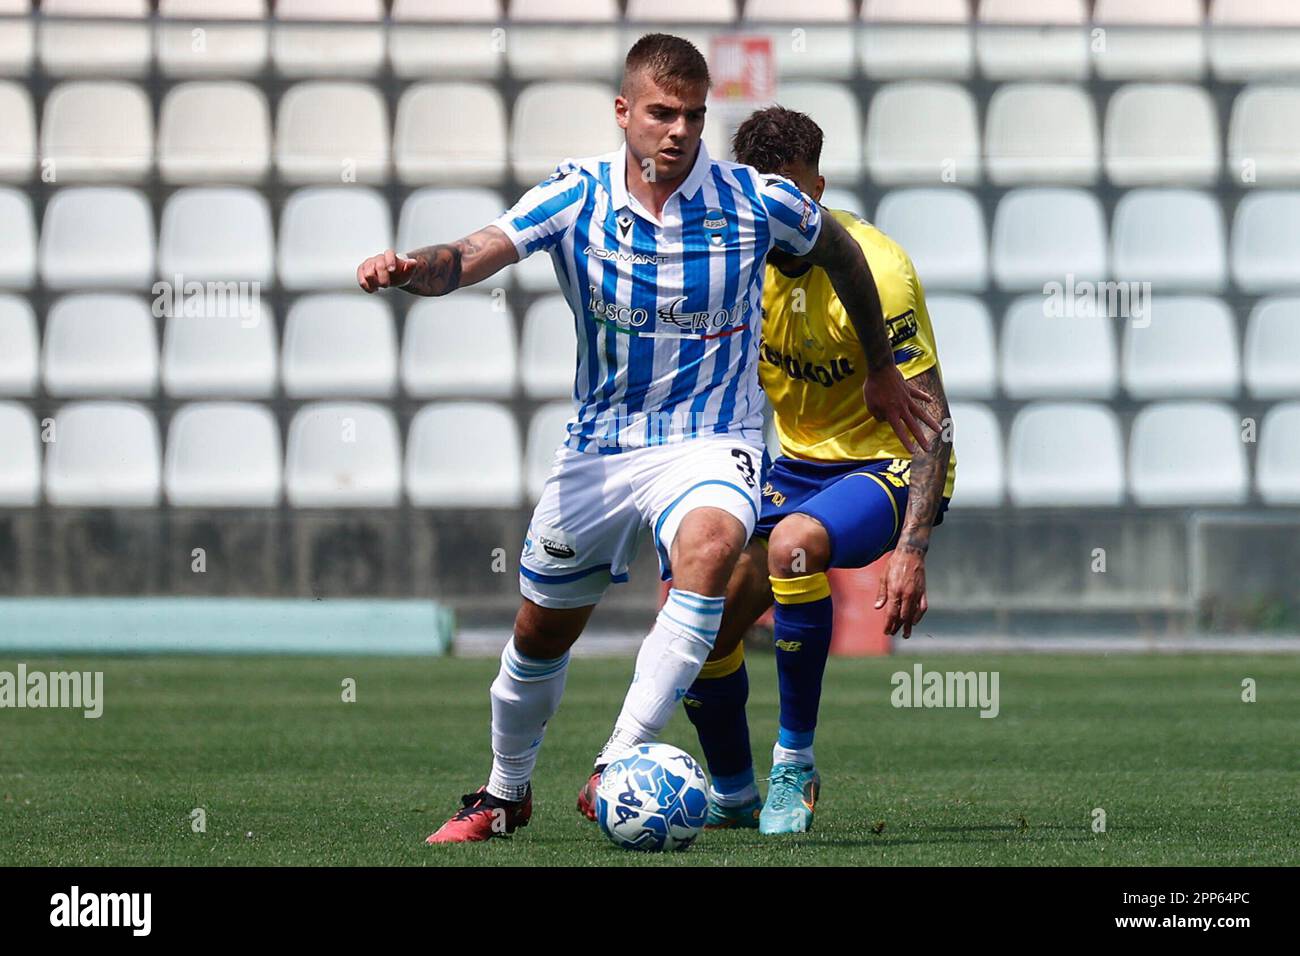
[609,139,711,225]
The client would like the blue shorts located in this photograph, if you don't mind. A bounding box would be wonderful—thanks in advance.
[754,455,950,570]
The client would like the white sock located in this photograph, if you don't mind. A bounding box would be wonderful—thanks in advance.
[486,638,569,802]
[773,742,815,769]
[710,782,761,807]
[598,588,724,765]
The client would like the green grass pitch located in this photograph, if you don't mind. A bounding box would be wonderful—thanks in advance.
[1,653,1296,866]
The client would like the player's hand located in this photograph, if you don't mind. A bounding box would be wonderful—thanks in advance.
[863,365,941,456]
[875,546,928,640]
[357,249,419,293]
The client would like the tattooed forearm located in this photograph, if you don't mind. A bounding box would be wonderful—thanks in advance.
[401,242,464,296]
[402,226,517,296]
[897,367,952,554]
[804,217,893,371]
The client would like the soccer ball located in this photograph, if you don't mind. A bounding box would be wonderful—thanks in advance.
[595,743,710,852]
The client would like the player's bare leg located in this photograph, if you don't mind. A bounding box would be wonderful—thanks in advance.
[590,507,747,771]
[578,537,771,822]
[427,600,592,844]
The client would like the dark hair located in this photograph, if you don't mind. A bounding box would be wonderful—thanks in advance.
[622,33,711,98]
[732,106,824,173]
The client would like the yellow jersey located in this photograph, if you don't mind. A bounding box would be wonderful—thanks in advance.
[759,207,957,498]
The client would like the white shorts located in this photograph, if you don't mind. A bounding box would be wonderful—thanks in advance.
[519,436,766,609]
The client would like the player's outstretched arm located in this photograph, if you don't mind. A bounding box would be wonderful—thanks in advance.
[356,225,519,296]
[875,366,953,639]
[798,214,941,455]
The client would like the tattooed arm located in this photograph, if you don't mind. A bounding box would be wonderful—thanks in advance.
[356,225,519,296]
[798,215,940,454]
[875,366,953,639]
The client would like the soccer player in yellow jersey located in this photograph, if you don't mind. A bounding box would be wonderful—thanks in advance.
[575,105,954,833]
[679,106,956,833]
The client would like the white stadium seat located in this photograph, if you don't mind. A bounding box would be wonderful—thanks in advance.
[272,0,385,78]
[1122,296,1239,399]
[159,82,272,184]
[860,0,972,80]
[1257,402,1300,505]
[275,82,390,185]
[390,0,503,81]
[925,293,993,398]
[40,0,150,77]
[744,0,854,80]
[925,294,996,400]
[991,188,1107,290]
[0,401,38,505]
[1092,0,1206,80]
[820,188,862,217]
[1231,191,1300,293]
[866,82,981,185]
[626,0,735,20]
[874,189,986,291]
[0,0,33,77]
[157,0,269,78]
[521,295,578,399]
[507,0,620,81]
[39,187,155,291]
[925,291,993,400]
[984,83,1099,185]
[0,294,37,396]
[161,300,277,398]
[43,294,157,398]
[976,0,1089,80]
[1111,189,1226,293]
[397,187,506,254]
[281,294,397,398]
[772,82,861,180]
[1210,0,1300,81]
[1244,297,1300,399]
[525,401,577,501]
[285,402,402,508]
[40,81,152,184]
[164,402,282,507]
[948,402,1003,508]
[1104,84,1221,186]
[401,294,517,399]
[0,81,34,181]
[405,402,523,508]
[277,187,392,291]
[0,188,35,288]
[44,401,162,507]
[511,82,621,183]
[394,83,508,186]
[623,1,735,80]
[159,188,274,284]
[1000,295,1118,400]
[1008,403,1125,506]
[1129,401,1248,506]
[1228,86,1300,186]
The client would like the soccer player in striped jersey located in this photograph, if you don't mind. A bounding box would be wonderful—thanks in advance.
[357,35,937,844]
[598,105,956,834]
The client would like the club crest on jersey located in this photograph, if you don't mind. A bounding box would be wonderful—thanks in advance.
[704,208,727,246]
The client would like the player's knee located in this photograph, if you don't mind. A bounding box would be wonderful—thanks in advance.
[512,602,582,659]
[767,515,830,578]
[671,512,745,583]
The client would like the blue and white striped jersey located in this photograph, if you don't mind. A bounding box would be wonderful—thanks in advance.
[491,140,822,454]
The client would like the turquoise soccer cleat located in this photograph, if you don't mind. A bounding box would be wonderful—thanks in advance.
[704,795,762,830]
[759,764,821,834]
